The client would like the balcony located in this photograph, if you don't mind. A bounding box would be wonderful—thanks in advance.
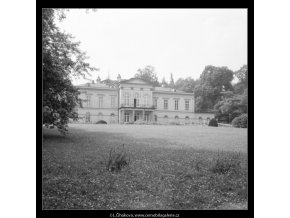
[120,103,156,109]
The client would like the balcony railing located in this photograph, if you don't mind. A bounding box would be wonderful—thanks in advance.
[120,103,156,109]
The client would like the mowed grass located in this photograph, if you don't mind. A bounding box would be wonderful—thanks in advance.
[43,124,248,210]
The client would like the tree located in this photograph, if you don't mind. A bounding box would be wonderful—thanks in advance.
[233,65,248,94]
[169,73,175,88]
[175,77,196,92]
[194,65,234,112]
[161,77,169,87]
[43,9,97,134]
[213,64,248,123]
[134,65,160,86]
[214,93,247,123]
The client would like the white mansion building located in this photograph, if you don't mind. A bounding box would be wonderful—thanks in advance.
[75,75,214,125]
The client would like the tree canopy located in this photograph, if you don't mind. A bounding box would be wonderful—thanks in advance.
[194,65,234,112]
[134,66,160,86]
[43,9,97,134]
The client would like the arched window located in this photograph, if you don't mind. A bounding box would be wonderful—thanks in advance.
[98,112,103,121]
[164,115,168,124]
[199,116,203,125]
[207,117,210,124]
[185,116,190,124]
[110,113,115,123]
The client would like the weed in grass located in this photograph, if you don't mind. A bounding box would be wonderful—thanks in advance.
[106,144,131,172]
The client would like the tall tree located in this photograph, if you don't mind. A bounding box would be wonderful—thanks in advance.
[175,77,196,92]
[233,65,248,94]
[169,73,175,88]
[43,9,97,134]
[161,77,169,87]
[134,65,160,86]
[194,65,234,112]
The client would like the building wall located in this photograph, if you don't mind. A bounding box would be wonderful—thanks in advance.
[75,80,215,125]
[77,87,119,124]
[119,83,153,107]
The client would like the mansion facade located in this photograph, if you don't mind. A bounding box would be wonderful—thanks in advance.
[75,77,214,125]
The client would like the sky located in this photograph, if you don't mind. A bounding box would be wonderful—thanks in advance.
[55,9,247,85]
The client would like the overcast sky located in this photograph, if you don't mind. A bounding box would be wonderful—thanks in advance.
[56,9,247,85]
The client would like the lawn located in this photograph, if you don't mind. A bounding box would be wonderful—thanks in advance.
[42,124,248,210]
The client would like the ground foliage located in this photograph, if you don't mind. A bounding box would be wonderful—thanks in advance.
[43,126,247,209]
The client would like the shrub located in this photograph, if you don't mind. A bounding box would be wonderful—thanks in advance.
[232,113,247,128]
[96,120,107,124]
[106,144,130,172]
[208,118,218,127]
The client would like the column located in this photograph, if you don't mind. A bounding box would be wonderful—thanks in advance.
[119,110,122,124]
[143,109,145,121]
[133,110,135,122]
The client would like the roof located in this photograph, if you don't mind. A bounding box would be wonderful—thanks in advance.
[154,86,191,94]
[120,78,154,86]
[76,82,116,89]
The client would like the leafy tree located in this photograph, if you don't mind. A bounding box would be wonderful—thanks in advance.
[235,65,248,86]
[175,77,196,93]
[134,65,160,86]
[43,9,97,134]
[194,65,234,112]
[233,65,248,94]
[214,93,247,123]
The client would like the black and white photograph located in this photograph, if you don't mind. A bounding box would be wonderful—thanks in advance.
[42,8,248,211]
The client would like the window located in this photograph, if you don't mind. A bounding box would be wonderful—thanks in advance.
[134,93,140,107]
[153,98,158,108]
[99,96,103,108]
[185,100,189,110]
[144,95,149,106]
[154,115,158,122]
[164,99,168,110]
[86,95,91,107]
[174,99,179,110]
[175,115,179,120]
[124,112,129,122]
[124,93,130,106]
[111,96,116,108]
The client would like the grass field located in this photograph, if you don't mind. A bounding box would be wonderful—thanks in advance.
[43,124,248,210]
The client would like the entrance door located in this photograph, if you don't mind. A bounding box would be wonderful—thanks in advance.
[145,113,149,122]
[134,112,140,121]
[124,112,129,122]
